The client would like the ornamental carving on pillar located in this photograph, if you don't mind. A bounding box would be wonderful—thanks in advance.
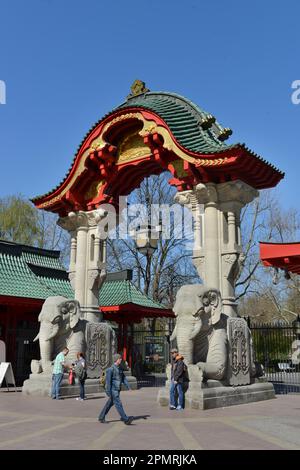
[227,317,251,386]
[86,323,116,377]
[222,253,239,281]
[192,256,205,281]
[217,180,259,205]
[195,183,218,204]
[174,190,194,207]
[222,252,245,283]
[87,268,106,290]
[87,269,100,290]
[58,208,108,232]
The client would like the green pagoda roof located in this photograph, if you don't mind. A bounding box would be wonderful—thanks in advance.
[118,91,233,154]
[99,279,163,310]
[0,240,73,300]
[0,241,165,311]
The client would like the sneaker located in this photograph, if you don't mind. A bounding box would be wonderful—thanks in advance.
[124,416,134,425]
[169,405,176,410]
[176,406,183,410]
[75,397,80,401]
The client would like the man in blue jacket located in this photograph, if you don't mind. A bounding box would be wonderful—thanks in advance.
[98,353,133,425]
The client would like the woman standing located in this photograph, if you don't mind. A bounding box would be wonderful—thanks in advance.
[74,352,87,401]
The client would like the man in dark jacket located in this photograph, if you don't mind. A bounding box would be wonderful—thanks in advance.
[98,354,133,425]
[170,351,186,410]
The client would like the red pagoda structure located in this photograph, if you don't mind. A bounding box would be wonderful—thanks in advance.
[31,80,284,320]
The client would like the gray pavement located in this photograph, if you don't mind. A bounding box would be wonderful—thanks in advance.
[0,387,300,450]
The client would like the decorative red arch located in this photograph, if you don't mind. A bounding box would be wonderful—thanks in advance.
[32,101,284,217]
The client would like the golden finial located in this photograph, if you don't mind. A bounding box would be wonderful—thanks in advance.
[127,79,149,99]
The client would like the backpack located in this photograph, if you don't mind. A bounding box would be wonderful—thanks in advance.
[183,362,189,382]
[99,370,106,389]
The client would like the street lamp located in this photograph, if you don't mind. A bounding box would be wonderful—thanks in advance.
[134,223,160,256]
[130,223,161,331]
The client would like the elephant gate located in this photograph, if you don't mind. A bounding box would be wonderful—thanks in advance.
[29,81,284,403]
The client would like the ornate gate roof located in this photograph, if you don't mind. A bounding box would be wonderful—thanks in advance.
[32,81,284,216]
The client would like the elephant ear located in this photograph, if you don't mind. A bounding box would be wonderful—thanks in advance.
[62,300,81,329]
[209,289,222,325]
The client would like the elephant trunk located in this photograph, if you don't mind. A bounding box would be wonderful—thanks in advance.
[45,322,60,341]
[175,335,194,365]
[189,321,202,340]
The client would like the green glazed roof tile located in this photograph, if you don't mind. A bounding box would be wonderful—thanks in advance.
[99,279,163,309]
[0,241,165,310]
[117,92,233,154]
[0,241,70,300]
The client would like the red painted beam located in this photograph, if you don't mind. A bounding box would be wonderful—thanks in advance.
[259,242,300,275]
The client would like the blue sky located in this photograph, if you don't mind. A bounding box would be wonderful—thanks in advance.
[0,0,299,209]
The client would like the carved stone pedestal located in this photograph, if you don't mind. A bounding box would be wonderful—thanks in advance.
[227,317,256,385]
[22,373,105,397]
[157,364,275,410]
[86,322,116,378]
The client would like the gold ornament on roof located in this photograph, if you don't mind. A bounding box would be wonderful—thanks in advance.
[127,79,149,99]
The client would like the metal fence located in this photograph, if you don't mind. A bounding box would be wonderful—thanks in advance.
[248,319,300,394]
[129,321,300,393]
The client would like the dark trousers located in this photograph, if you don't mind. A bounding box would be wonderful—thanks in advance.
[79,379,85,399]
[98,391,128,421]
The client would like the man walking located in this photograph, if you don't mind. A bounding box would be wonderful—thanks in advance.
[51,347,70,400]
[98,354,133,425]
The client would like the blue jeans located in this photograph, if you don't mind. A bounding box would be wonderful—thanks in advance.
[51,373,64,399]
[176,383,184,408]
[170,380,184,408]
[79,379,85,399]
[170,380,176,407]
[98,391,128,421]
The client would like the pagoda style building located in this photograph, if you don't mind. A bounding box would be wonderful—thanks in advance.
[32,80,284,318]
[0,240,172,385]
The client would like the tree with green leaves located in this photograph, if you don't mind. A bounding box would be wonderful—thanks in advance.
[0,194,70,266]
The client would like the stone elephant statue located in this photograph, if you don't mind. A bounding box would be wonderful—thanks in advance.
[170,285,228,380]
[170,285,204,365]
[33,296,87,374]
[193,286,228,380]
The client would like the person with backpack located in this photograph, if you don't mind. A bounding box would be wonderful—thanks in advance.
[170,349,187,410]
[73,352,87,401]
[98,353,133,425]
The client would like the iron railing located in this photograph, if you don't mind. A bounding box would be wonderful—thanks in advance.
[248,318,300,394]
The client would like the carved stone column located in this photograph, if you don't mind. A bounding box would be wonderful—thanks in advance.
[176,180,258,316]
[58,209,108,322]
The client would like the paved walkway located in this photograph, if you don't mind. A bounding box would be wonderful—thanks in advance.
[0,388,300,450]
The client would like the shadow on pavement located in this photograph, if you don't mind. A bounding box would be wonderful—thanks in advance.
[105,415,151,424]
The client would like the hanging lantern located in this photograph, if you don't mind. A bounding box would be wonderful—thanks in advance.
[135,224,159,256]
